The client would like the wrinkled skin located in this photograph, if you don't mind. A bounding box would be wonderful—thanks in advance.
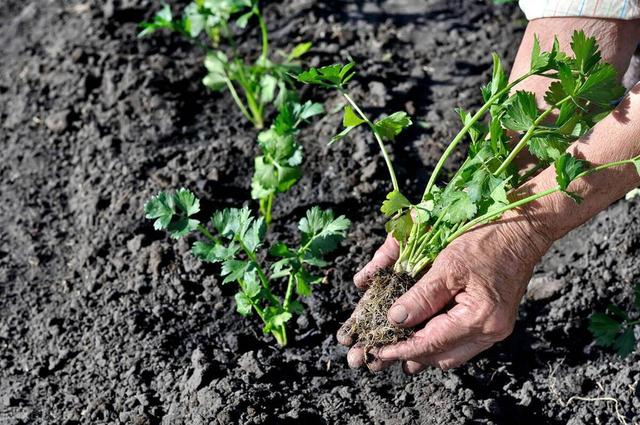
[337,212,552,374]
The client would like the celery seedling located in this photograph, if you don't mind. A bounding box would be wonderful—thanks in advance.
[144,189,349,346]
[301,31,640,348]
[589,284,640,357]
[140,1,312,129]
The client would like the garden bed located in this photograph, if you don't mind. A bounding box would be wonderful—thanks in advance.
[1,0,639,423]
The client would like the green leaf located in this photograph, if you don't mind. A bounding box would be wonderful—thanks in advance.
[571,30,600,73]
[192,240,238,263]
[528,134,570,162]
[557,62,576,95]
[589,312,621,347]
[633,158,640,176]
[288,42,312,60]
[259,74,278,104]
[234,292,253,316]
[530,35,556,72]
[554,153,586,191]
[297,63,356,88]
[380,190,411,216]
[329,126,356,145]
[490,53,508,97]
[145,189,200,239]
[501,91,538,132]
[242,218,266,253]
[269,242,295,258]
[374,112,412,141]
[221,259,250,284]
[413,200,434,224]
[385,212,412,243]
[343,105,365,127]
[295,275,311,296]
[614,327,636,357]
[138,4,174,37]
[442,191,477,224]
[294,101,324,122]
[243,270,261,298]
[145,192,174,230]
[576,63,625,105]
[236,10,254,28]
[299,207,350,257]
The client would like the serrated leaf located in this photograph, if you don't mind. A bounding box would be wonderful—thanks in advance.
[576,63,624,105]
[490,53,508,97]
[221,259,250,284]
[138,4,174,37]
[299,207,350,257]
[343,105,365,127]
[554,153,586,191]
[380,190,411,216]
[528,134,570,162]
[145,189,200,239]
[293,101,323,123]
[589,312,621,347]
[385,212,412,243]
[442,191,477,224]
[374,112,412,141]
[571,30,600,73]
[614,327,636,357]
[243,270,261,298]
[297,63,356,88]
[295,272,312,297]
[269,242,295,258]
[234,292,252,316]
[242,218,266,253]
[501,91,538,132]
[192,240,238,263]
[236,10,253,28]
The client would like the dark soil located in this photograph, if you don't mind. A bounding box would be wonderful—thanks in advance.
[351,268,414,351]
[1,0,639,424]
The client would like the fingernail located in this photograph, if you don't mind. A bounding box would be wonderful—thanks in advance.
[389,305,408,324]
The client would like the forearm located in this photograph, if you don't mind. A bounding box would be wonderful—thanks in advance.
[499,17,640,241]
[515,85,640,242]
[510,18,640,99]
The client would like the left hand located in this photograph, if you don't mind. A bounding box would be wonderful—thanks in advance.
[338,212,553,373]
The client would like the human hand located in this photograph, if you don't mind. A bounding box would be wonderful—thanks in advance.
[337,213,553,373]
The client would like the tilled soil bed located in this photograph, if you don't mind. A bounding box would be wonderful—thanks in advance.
[1,0,640,424]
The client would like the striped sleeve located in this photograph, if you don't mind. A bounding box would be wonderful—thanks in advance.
[519,0,640,20]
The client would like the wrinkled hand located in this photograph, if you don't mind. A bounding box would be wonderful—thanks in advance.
[337,214,553,374]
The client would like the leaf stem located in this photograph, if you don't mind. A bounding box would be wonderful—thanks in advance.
[224,77,257,126]
[256,9,269,65]
[493,95,572,176]
[340,91,400,191]
[283,274,295,310]
[422,71,535,198]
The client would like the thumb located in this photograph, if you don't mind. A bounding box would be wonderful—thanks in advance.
[387,266,457,328]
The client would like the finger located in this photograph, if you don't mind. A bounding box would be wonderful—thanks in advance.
[364,347,395,373]
[419,340,493,371]
[402,360,427,375]
[336,316,356,346]
[379,302,476,361]
[354,234,399,289]
[387,263,458,328]
[346,344,366,369]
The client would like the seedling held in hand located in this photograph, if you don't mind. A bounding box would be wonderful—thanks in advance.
[301,31,640,351]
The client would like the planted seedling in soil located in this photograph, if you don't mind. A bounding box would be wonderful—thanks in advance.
[140,0,313,129]
[140,1,323,224]
[589,283,640,357]
[300,31,640,352]
[144,189,350,346]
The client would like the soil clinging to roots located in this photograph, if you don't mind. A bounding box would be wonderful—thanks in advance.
[351,268,416,350]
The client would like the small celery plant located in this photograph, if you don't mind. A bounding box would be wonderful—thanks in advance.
[140,0,313,129]
[144,189,350,346]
